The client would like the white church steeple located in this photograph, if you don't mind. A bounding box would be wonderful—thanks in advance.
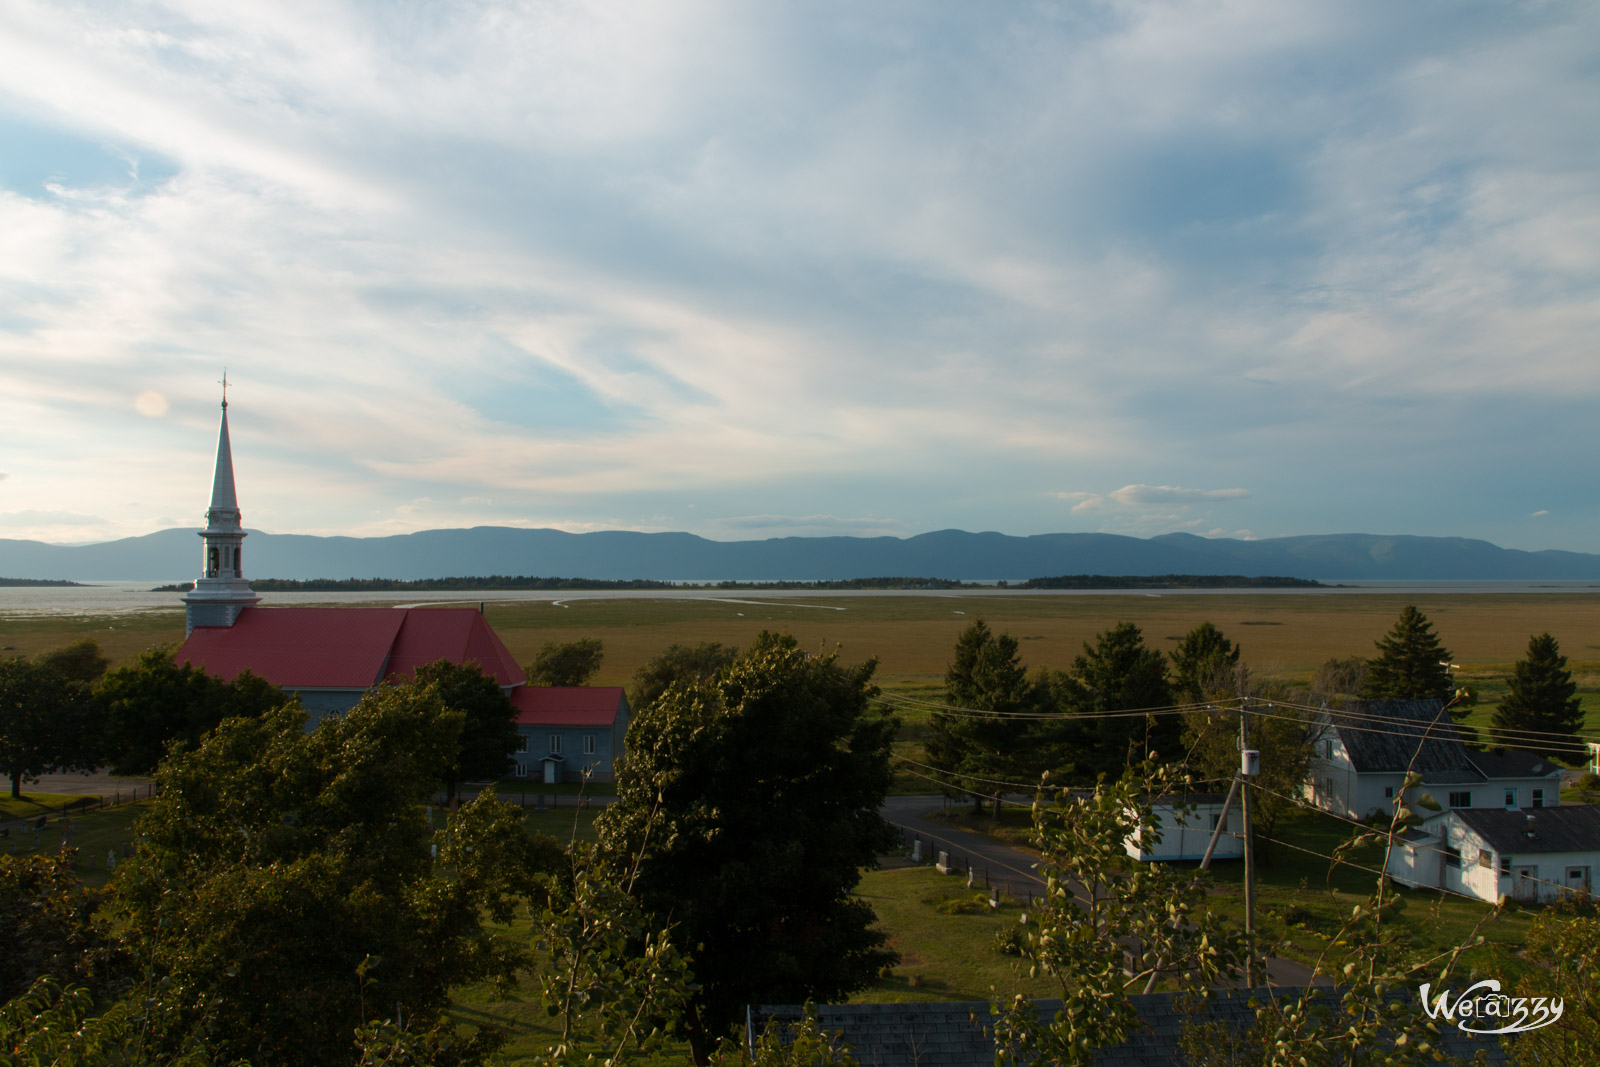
[183,378,260,635]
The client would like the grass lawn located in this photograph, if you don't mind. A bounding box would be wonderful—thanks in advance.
[3,801,154,889]
[0,792,100,820]
[851,858,1057,1005]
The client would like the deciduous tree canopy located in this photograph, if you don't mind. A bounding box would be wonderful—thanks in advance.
[595,631,897,1064]
[0,655,99,798]
[526,638,605,687]
[94,648,287,774]
[114,683,538,1066]
[414,658,519,799]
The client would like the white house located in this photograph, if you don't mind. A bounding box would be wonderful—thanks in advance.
[1387,805,1600,903]
[1304,701,1562,821]
[1126,792,1243,863]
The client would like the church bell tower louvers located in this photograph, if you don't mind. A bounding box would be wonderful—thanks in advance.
[182,386,260,636]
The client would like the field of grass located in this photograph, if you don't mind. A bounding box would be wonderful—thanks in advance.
[6,590,1598,689]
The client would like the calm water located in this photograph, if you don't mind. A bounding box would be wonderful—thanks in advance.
[2,579,1597,618]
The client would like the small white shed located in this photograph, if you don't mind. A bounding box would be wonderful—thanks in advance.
[1126,792,1243,863]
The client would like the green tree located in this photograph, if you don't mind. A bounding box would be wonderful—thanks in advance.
[0,851,125,1003]
[413,659,518,800]
[1181,696,1314,862]
[95,648,287,774]
[1358,606,1454,702]
[925,620,1033,814]
[1491,632,1584,761]
[1358,605,1474,744]
[35,638,112,685]
[527,638,605,687]
[993,764,1250,1066]
[594,632,898,1064]
[112,683,537,1066]
[0,656,99,798]
[1168,622,1241,704]
[1070,621,1177,770]
[630,641,738,713]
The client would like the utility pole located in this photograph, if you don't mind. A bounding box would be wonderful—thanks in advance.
[1240,695,1259,988]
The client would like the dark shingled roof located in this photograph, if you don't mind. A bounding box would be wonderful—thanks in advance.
[752,989,1510,1066]
[1469,748,1562,780]
[1327,700,1483,781]
[1453,806,1600,855]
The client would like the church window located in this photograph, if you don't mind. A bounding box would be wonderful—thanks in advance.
[208,546,219,577]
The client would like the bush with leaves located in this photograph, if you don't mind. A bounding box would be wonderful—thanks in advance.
[110,683,538,1066]
[992,764,1251,1067]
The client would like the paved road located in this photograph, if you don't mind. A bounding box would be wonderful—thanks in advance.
[882,794,1321,989]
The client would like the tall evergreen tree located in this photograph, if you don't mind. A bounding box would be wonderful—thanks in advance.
[1357,606,1454,702]
[1169,622,1242,703]
[1492,633,1584,761]
[1072,622,1177,770]
[925,619,1033,812]
[1358,605,1476,744]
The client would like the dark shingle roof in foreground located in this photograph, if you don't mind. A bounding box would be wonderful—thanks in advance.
[752,988,1510,1066]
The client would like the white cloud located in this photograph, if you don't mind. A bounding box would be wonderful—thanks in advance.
[134,391,168,417]
[1530,509,1549,517]
[1109,485,1251,506]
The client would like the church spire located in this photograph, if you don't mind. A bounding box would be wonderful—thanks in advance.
[183,378,259,635]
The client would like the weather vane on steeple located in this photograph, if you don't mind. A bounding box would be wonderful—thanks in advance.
[220,369,230,410]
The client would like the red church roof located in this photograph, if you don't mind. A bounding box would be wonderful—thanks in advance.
[178,606,523,690]
[513,686,627,727]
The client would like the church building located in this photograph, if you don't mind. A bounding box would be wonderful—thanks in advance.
[174,394,627,782]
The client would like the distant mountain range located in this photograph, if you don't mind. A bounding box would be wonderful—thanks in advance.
[3,527,1599,582]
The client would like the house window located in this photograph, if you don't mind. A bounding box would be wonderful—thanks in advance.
[1505,789,1516,808]
[583,734,596,755]
[1384,786,1395,799]
[1321,739,1333,759]
[514,762,527,779]
[549,734,562,755]
[1324,777,1335,797]
[1500,857,1511,876]
[1532,789,1545,808]
[1449,792,1471,809]
[1444,847,1461,869]
[515,736,528,753]
[1478,850,1493,869]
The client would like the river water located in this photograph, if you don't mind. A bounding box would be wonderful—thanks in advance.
[2,579,1597,618]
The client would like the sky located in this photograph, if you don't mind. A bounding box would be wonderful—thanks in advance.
[1,1,1597,552]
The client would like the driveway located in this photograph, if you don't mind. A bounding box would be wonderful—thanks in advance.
[881,794,1321,988]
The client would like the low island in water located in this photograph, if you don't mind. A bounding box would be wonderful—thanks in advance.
[151,573,1326,592]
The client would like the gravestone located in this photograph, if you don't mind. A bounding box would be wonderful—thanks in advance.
[911,838,922,862]
[936,850,951,874]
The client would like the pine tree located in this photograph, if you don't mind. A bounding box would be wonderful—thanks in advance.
[925,619,1033,814]
[1358,606,1454,702]
[1072,621,1177,769]
[1169,622,1242,703]
[1491,633,1584,761]
[1358,605,1475,744]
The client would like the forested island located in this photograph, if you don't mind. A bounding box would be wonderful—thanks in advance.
[1021,574,1326,589]
[0,577,84,587]
[152,573,1326,592]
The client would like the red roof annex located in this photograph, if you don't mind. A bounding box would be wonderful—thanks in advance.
[512,686,626,727]
[177,606,523,690]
